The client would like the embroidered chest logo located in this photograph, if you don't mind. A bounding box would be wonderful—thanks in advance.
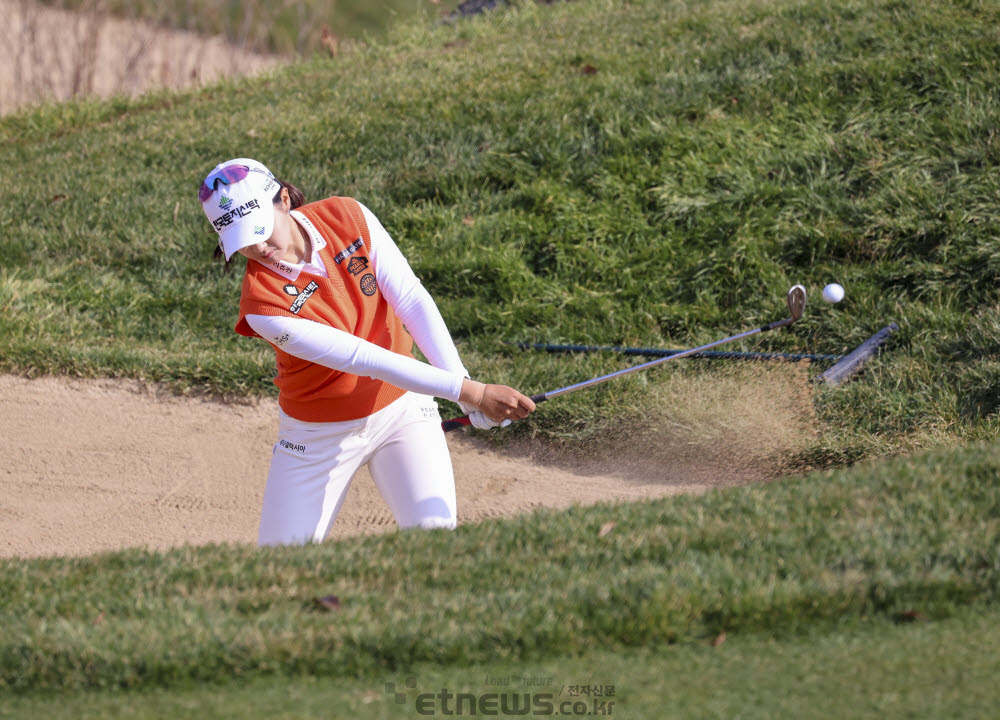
[289,281,319,314]
[346,256,370,276]
[283,284,299,296]
[332,238,364,265]
[359,273,378,296]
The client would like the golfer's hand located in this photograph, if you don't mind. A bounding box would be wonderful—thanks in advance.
[459,380,536,427]
[457,398,501,430]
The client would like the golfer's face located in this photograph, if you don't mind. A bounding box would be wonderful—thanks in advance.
[238,192,293,264]
[238,232,285,263]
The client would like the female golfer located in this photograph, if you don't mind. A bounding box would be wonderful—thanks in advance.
[200,158,535,546]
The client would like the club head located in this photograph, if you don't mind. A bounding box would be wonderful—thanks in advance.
[786,284,807,322]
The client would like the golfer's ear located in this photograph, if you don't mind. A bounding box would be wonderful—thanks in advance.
[273,186,291,210]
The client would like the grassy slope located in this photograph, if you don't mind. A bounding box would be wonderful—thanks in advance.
[1,0,999,711]
[1,440,998,695]
[6,605,1000,719]
[1,0,998,461]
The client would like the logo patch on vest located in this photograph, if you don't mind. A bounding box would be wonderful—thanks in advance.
[283,284,299,296]
[346,256,369,276]
[289,281,319,314]
[359,273,378,296]
[332,238,364,265]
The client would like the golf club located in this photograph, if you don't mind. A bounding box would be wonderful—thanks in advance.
[511,342,840,363]
[441,285,807,432]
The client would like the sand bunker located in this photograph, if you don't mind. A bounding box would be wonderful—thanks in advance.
[0,366,817,558]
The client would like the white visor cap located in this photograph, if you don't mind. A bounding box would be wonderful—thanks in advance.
[200,158,281,260]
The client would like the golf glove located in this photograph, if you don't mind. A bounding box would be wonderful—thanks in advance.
[458,401,511,430]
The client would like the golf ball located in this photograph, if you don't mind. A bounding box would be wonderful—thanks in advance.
[822,283,845,303]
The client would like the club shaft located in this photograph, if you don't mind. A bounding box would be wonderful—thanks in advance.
[515,342,842,362]
[445,284,804,431]
[539,324,774,401]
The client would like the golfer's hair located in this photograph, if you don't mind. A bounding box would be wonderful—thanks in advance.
[279,180,306,209]
[212,179,307,268]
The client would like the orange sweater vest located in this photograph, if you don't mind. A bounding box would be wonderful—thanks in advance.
[236,197,413,422]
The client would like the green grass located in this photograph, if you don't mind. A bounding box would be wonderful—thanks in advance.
[5,604,1000,719]
[2,0,998,457]
[2,440,998,695]
[2,0,1000,713]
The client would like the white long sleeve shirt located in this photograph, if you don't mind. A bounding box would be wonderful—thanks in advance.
[245,203,468,402]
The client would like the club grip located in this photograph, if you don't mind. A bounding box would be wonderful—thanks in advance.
[441,415,473,433]
[442,393,546,432]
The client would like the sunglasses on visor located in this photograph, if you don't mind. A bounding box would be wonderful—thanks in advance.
[198,165,273,203]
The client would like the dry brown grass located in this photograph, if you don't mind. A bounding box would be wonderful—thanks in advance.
[1,0,284,116]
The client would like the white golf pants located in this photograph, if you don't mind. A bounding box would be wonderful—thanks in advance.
[257,392,457,546]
